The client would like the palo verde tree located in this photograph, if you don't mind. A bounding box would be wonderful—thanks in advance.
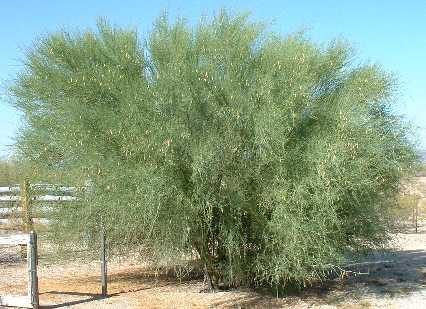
[9,12,417,288]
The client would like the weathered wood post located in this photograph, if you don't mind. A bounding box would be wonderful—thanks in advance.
[415,199,419,233]
[21,180,33,232]
[413,204,416,227]
[29,231,39,309]
[20,180,33,257]
[100,227,107,297]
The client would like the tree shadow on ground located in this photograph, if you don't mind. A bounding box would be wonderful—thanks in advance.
[393,221,426,235]
[40,291,105,309]
[209,248,426,308]
[40,284,171,308]
[338,249,426,296]
[38,267,197,308]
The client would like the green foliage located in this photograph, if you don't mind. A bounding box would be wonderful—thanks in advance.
[9,11,418,288]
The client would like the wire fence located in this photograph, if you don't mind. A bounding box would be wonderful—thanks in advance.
[0,183,108,308]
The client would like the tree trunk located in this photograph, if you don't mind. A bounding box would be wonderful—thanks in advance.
[203,263,213,291]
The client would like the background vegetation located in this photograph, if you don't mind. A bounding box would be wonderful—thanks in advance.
[0,159,19,185]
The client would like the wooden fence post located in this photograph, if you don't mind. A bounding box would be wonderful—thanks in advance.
[100,227,107,297]
[20,180,33,257]
[21,180,33,232]
[415,199,419,233]
[413,204,416,227]
[29,231,39,309]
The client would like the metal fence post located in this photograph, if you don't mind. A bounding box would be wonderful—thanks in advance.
[29,231,39,309]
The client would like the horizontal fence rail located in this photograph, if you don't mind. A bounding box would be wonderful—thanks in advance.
[0,195,76,202]
[0,218,50,225]
[0,185,77,193]
[0,184,78,230]
[0,233,29,245]
[0,186,20,194]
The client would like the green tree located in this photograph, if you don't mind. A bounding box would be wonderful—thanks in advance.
[9,12,417,288]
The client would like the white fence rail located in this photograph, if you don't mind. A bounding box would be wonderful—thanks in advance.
[0,195,76,202]
[0,186,20,194]
[0,185,77,193]
[0,184,77,229]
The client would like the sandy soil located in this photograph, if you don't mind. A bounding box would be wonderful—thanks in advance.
[1,223,425,308]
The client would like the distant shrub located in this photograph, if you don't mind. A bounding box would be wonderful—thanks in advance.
[394,194,417,225]
[0,160,18,186]
[416,164,426,177]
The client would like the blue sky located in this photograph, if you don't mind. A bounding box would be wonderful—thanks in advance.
[0,0,425,158]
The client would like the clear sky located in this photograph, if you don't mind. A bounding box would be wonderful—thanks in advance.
[0,0,425,158]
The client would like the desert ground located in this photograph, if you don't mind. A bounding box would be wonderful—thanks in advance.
[1,223,425,309]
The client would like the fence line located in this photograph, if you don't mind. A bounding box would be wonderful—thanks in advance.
[0,181,108,302]
[0,231,39,309]
[0,183,77,229]
[0,195,76,202]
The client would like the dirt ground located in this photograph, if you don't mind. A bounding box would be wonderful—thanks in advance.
[1,223,425,309]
